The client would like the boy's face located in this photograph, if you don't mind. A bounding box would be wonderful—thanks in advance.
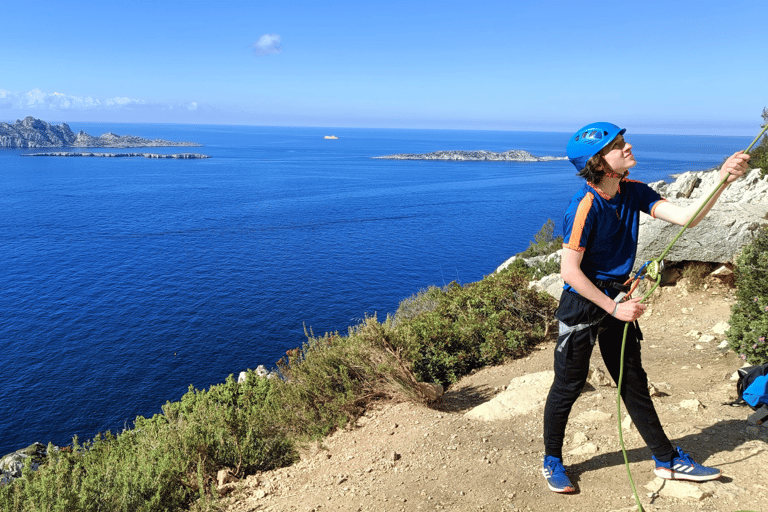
[600,135,636,172]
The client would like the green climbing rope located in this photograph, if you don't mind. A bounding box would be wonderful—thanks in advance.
[616,123,768,512]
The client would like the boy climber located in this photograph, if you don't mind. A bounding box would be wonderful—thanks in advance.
[542,122,750,493]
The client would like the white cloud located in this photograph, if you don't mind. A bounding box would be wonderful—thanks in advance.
[252,34,282,56]
[0,88,152,111]
[0,88,207,115]
[0,88,211,122]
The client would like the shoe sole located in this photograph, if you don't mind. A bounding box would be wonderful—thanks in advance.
[654,467,721,482]
[547,482,575,493]
[543,467,575,493]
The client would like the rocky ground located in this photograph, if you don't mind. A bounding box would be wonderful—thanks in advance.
[220,274,768,512]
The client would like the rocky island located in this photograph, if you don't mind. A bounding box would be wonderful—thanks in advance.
[0,116,202,149]
[373,149,567,162]
[23,152,209,159]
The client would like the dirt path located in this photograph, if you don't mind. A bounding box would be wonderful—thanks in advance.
[221,277,768,512]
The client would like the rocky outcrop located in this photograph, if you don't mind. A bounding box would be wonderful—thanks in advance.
[0,116,201,148]
[373,149,566,162]
[70,131,201,148]
[23,152,210,159]
[637,168,768,267]
[0,116,76,147]
[1,442,50,486]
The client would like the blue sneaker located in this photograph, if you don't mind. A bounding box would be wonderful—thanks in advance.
[542,455,575,493]
[653,447,721,482]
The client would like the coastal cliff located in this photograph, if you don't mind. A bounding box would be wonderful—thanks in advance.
[0,116,201,148]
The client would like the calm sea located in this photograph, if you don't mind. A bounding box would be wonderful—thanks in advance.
[0,124,752,455]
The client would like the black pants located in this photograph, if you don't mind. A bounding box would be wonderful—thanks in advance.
[543,290,676,462]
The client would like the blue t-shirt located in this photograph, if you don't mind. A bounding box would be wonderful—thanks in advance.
[562,179,665,294]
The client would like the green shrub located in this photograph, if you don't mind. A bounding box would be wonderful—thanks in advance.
[276,318,423,437]
[390,286,444,327]
[517,219,563,258]
[389,269,557,385]
[751,135,768,179]
[751,109,768,178]
[0,373,296,512]
[728,224,768,364]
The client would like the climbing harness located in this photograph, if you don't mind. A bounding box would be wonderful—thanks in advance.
[616,123,768,512]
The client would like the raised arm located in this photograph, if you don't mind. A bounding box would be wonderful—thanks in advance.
[652,151,750,227]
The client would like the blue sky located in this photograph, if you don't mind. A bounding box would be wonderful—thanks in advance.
[1,0,765,134]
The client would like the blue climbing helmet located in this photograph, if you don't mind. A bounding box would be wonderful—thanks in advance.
[566,122,626,172]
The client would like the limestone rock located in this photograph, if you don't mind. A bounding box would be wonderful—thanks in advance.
[567,442,598,456]
[464,371,554,421]
[644,477,713,501]
[0,442,48,483]
[648,382,664,397]
[712,321,730,335]
[573,410,612,424]
[0,117,75,147]
[571,432,589,445]
[0,116,201,148]
[374,150,567,162]
[680,398,703,411]
[587,367,614,388]
[528,273,564,302]
[23,152,209,159]
[637,169,768,267]
[416,382,444,402]
[217,468,239,486]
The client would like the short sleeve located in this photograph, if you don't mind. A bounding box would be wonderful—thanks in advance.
[562,192,595,252]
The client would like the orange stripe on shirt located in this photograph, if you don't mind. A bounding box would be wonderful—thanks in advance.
[650,198,668,218]
[564,192,594,251]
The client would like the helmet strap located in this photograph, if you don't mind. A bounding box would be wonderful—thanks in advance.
[598,155,629,180]
[604,169,629,180]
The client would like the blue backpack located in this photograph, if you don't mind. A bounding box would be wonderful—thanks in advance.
[737,363,768,409]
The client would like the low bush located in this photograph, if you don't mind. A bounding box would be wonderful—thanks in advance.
[751,135,768,179]
[680,262,713,292]
[728,224,768,364]
[388,269,557,385]
[1,373,296,512]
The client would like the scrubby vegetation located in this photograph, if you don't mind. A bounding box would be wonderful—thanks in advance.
[516,219,563,258]
[728,224,768,365]
[752,108,768,178]
[680,261,714,292]
[390,270,556,385]
[0,230,558,512]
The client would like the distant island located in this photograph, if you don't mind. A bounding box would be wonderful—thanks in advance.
[324,135,339,140]
[373,150,567,162]
[22,152,210,159]
[0,116,202,149]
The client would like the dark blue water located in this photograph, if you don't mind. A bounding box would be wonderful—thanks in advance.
[0,125,752,455]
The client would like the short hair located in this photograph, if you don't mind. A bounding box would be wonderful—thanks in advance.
[576,143,619,185]
[577,153,607,184]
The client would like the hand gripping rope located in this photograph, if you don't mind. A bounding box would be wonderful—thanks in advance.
[616,123,768,512]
